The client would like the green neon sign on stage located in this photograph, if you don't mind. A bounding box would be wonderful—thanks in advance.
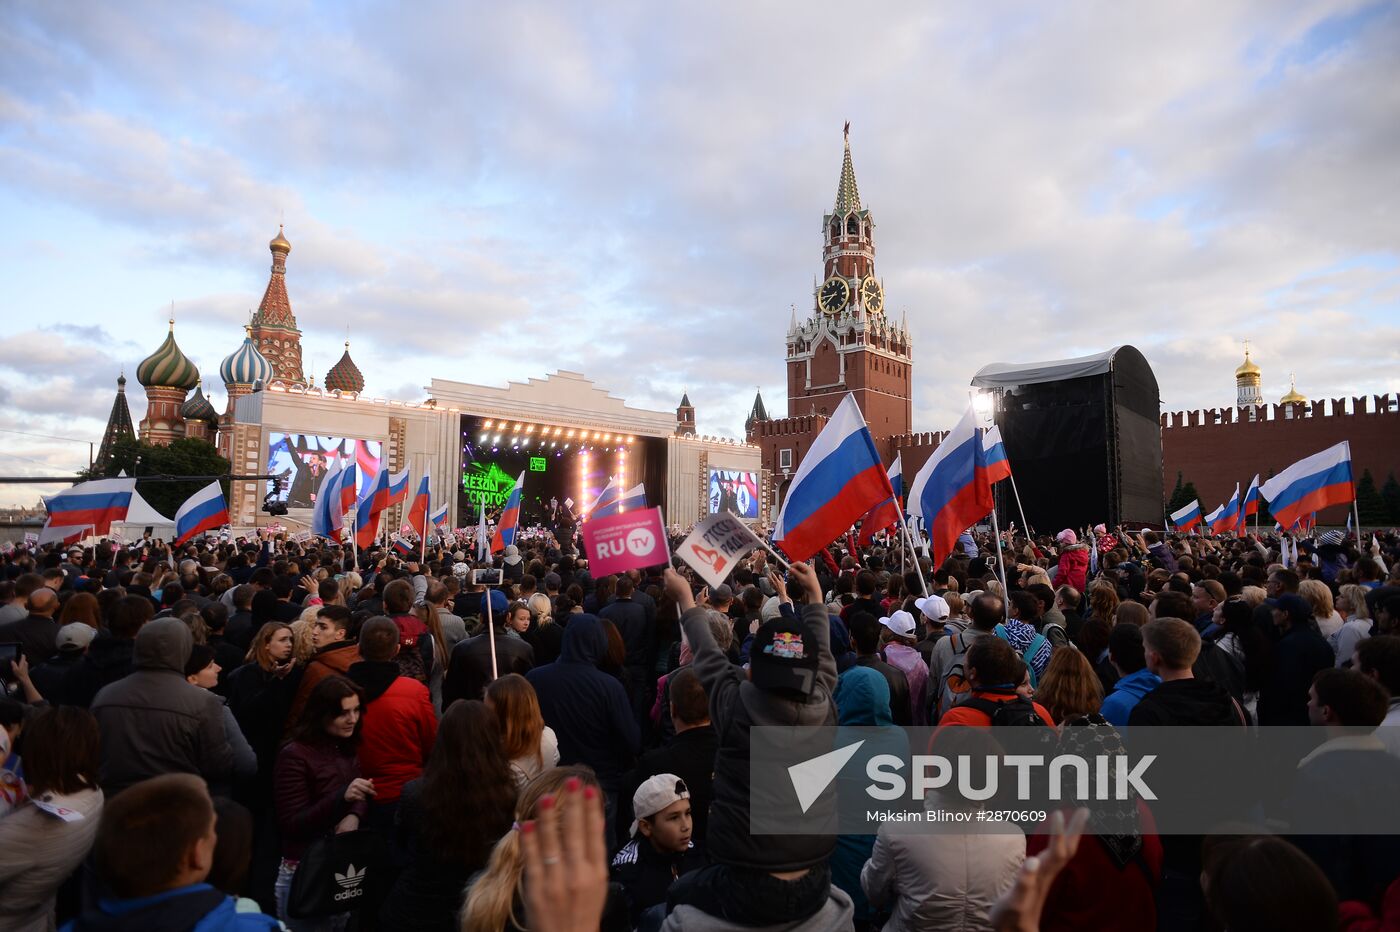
[461,461,516,509]
[529,457,547,472]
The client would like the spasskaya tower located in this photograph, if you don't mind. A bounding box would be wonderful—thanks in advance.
[785,124,912,438]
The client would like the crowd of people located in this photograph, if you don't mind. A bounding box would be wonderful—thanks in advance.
[0,519,1397,931]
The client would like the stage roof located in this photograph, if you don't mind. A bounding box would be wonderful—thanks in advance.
[970,346,1128,389]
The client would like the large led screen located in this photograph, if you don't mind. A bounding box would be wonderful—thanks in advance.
[266,434,382,509]
[707,468,759,519]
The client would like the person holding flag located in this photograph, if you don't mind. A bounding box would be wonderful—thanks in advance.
[772,393,895,562]
[594,483,646,519]
[173,482,229,547]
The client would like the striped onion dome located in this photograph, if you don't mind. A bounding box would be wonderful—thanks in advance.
[180,381,219,422]
[220,329,274,387]
[136,320,201,389]
[324,341,365,394]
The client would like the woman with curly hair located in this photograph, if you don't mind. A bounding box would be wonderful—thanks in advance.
[382,700,517,932]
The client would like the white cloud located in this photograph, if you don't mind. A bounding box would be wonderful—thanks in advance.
[0,0,1396,505]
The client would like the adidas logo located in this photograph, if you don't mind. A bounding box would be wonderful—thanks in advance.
[333,864,366,902]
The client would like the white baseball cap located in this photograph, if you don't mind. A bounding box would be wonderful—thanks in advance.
[879,610,918,638]
[915,594,950,622]
[629,773,691,837]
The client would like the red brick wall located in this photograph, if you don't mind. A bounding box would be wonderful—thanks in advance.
[1162,396,1400,525]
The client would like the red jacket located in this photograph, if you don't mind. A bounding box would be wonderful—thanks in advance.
[1056,545,1090,593]
[352,666,437,804]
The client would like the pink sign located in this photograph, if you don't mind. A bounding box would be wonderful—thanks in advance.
[581,507,670,576]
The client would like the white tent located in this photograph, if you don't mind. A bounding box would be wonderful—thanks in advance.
[110,489,175,542]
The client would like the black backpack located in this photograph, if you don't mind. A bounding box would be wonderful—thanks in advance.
[961,693,1049,728]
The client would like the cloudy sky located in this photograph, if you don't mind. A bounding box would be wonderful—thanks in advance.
[2,0,1397,507]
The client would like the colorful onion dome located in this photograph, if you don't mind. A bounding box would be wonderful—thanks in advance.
[220,328,274,386]
[180,381,219,422]
[136,320,201,390]
[324,341,365,394]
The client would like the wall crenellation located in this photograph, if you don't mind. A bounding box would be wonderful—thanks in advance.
[1161,394,1399,429]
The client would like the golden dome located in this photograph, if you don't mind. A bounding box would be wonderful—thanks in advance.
[1281,374,1307,405]
[269,224,291,255]
[1234,343,1260,379]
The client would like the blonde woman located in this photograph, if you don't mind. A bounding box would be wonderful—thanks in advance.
[461,767,602,932]
[1298,579,1343,640]
[525,592,563,665]
[1333,584,1373,667]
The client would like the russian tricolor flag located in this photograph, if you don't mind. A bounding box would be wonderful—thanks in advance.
[1170,499,1203,532]
[312,462,345,541]
[907,406,995,567]
[594,483,646,518]
[336,463,359,522]
[1260,442,1354,531]
[385,466,411,507]
[429,503,450,535]
[355,465,395,548]
[587,478,620,516]
[392,537,415,557]
[774,393,893,562]
[857,456,904,547]
[174,482,229,546]
[1239,473,1261,534]
[887,453,904,504]
[490,472,525,553]
[43,478,135,537]
[406,472,431,539]
[982,425,1012,485]
[1209,483,1240,536]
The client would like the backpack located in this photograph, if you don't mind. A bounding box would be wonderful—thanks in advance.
[936,631,978,718]
[962,693,1049,728]
[993,624,1050,687]
[391,615,429,684]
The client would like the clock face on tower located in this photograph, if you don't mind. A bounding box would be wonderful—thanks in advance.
[860,277,883,314]
[820,276,850,314]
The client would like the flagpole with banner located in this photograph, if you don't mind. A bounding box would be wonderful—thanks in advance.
[1006,472,1032,539]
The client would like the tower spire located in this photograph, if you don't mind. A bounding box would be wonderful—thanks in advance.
[96,373,135,469]
[834,122,861,213]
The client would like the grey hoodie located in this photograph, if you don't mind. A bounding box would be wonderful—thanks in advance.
[91,618,234,794]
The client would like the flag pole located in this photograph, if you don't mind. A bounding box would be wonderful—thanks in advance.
[897,510,928,595]
[1006,470,1032,539]
[987,505,1012,623]
[1348,441,1363,543]
[420,468,429,566]
[484,579,498,680]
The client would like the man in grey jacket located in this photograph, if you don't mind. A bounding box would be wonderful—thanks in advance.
[91,617,234,795]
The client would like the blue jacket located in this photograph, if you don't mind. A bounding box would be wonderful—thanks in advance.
[526,615,639,791]
[830,667,909,925]
[63,884,280,931]
[1100,668,1162,727]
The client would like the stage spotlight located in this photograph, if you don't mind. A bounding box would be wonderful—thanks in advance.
[480,433,488,441]
[550,441,556,448]
[564,443,570,449]
[483,419,493,428]
[493,434,502,444]
[525,425,535,433]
